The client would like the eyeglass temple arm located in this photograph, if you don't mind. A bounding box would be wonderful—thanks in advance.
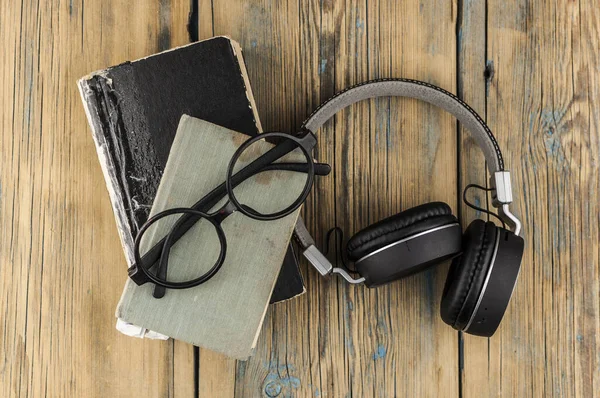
[260,162,330,175]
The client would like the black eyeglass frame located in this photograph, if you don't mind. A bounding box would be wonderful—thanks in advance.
[128,130,326,294]
[226,131,316,220]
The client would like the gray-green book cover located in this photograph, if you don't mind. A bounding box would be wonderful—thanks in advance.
[116,115,304,359]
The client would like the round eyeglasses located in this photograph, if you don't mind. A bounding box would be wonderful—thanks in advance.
[128,130,330,297]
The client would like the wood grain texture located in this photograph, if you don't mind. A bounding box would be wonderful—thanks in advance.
[462,1,600,397]
[3,0,600,397]
[199,0,600,397]
[0,0,195,396]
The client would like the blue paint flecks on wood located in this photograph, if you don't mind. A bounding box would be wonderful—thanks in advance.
[344,296,355,355]
[539,109,568,166]
[251,40,258,48]
[265,381,282,397]
[356,17,364,30]
[345,336,355,354]
[318,59,327,75]
[376,316,388,335]
[545,133,561,156]
[540,108,567,128]
[307,384,321,397]
[236,361,247,379]
[262,362,301,397]
[372,344,387,360]
[263,375,301,397]
[473,195,482,218]
[576,334,584,342]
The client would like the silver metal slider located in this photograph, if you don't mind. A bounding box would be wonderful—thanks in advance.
[490,171,522,236]
[303,245,333,276]
[490,171,513,206]
[303,245,366,284]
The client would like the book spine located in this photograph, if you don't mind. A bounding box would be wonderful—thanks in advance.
[78,75,135,267]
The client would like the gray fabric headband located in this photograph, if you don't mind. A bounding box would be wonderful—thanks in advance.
[301,79,504,172]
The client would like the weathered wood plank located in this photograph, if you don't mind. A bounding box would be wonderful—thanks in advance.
[198,0,214,39]
[204,1,460,396]
[456,0,495,393]
[361,1,459,396]
[4,0,599,396]
[462,0,600,396]
[0,0,194,396]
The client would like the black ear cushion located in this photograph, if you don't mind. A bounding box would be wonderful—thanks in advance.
[346,202,458,262]
[440,219,498,330]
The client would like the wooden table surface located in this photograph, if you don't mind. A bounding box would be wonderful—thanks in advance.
[2,0,598,397]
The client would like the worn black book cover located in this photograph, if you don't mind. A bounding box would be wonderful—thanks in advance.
[78,36,304,303]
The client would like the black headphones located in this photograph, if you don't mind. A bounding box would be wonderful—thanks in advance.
[293,79,525,337]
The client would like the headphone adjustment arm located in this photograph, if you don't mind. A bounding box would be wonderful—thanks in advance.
[303,245,365,284]
[490,171,522,236]
[294,217,366,284]
[303,245,334,276]
[332,267,365,285]
[293,217,332,276]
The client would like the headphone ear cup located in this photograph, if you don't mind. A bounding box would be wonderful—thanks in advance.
[346,202,461,287]
[346,202,457,261]
[440,219,498,330]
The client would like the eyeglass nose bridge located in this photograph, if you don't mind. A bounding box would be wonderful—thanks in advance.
[211,200,237,224]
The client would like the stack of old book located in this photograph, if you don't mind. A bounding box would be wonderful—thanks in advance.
[78,37,305,359]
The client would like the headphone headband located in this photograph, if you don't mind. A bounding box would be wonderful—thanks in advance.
[302,78,504,173]
[293,80,523,336]
[295,78,522,286]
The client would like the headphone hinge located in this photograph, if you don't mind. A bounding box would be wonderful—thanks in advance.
[303,245,366,284]
[303,245,334,276]
[490,171,513,207]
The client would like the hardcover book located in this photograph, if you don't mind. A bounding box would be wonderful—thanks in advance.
[77,36,304,308]
[116,115,304,359]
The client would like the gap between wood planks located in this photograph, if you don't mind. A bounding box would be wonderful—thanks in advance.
[185,1,201,396]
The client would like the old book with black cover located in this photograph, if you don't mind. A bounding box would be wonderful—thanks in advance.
[78,36,304,304]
